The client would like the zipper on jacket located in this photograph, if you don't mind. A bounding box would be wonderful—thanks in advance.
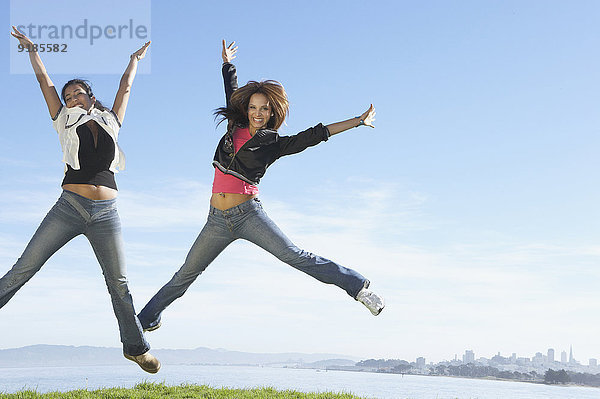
[224,129,259,171]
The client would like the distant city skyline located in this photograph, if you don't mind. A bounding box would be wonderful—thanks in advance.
[433,346,599,372]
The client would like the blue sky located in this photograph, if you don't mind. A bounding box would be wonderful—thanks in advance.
[1,0,599,364]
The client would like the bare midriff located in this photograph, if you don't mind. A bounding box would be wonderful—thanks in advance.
[210,192,257,210]
[62,184,118,200]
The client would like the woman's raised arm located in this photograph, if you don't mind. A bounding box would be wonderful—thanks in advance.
[11,26,61,119]
[326,104,376,136]
[112,41,151,124]
[221,40,239,107]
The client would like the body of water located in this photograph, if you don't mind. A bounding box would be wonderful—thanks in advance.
[0,364,598,399]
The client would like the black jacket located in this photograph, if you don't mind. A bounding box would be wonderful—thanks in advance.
[212,63,330,186]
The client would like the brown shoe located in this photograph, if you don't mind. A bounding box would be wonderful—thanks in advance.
[124,351,161,374]
[143,321,161,332]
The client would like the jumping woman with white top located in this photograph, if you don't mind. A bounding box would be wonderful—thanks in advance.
[2,26,160,373]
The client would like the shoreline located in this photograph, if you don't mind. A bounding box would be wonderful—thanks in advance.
[298,366,600,390]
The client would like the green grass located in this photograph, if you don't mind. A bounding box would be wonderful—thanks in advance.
[0,382,371,399]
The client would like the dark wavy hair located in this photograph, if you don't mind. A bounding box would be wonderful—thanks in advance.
[61,79,108,111]
[215,80,289,131]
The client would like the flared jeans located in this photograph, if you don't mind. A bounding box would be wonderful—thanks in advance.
[138,197,367,330]
[0,190,149,356]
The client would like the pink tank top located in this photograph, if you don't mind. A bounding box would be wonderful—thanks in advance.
[212,127,260,195]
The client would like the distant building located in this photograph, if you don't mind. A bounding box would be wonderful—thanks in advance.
[416,357,426,368]
[561,351,567,364]
[532,352,544,367]
[569,346,574,364]
[547,348,555,363]
[491,352,509,365]
[510,353,517,364]
[463,350,475,364]
[590,359,598,367]
[516,357,531,366]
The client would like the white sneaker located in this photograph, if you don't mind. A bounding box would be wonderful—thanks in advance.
[356,287,385,316]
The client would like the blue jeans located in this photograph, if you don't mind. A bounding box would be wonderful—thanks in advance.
[138,197,367,329]
[0,190,149,356]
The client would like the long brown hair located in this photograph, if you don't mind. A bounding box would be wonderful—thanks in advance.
[215,80,289,131]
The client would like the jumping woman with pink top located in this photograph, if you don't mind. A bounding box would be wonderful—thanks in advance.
[137,40,384,332]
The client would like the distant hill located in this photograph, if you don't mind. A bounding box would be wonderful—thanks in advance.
[0,345,360,368]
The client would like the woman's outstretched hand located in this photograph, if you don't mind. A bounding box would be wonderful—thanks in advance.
[222,39,238,63]
[131,41,151,61]
[11,25,34,47]
[358,104,376,128]
[326,104,377,136]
